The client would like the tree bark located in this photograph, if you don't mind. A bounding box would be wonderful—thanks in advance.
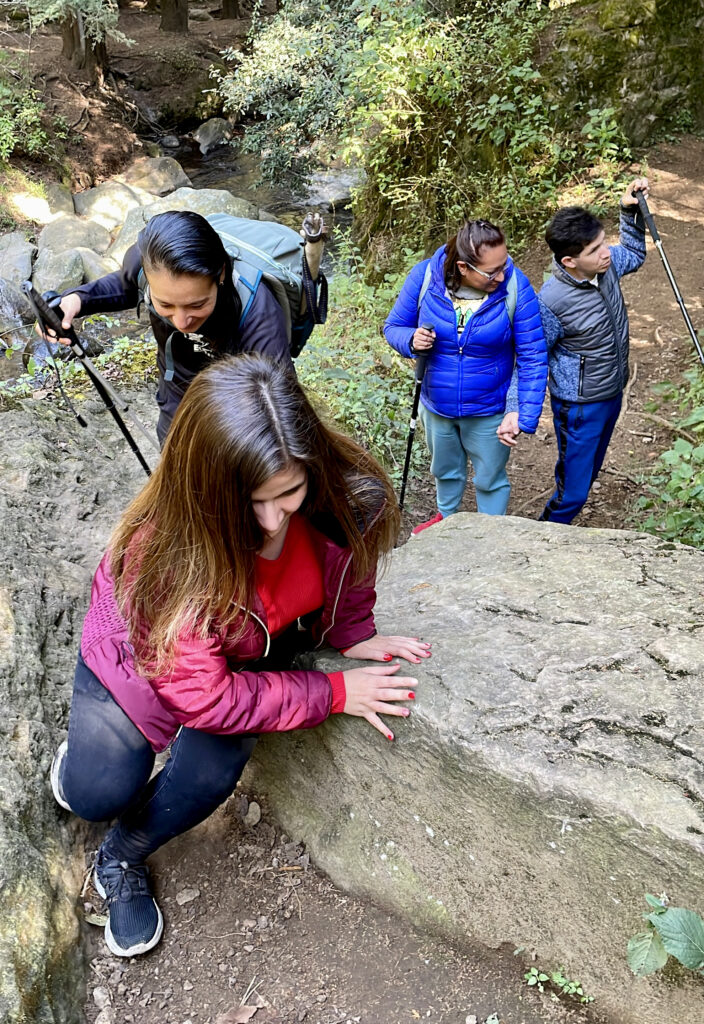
[160,0,189,32]
[60,14,109,85]
[221,0,240,18]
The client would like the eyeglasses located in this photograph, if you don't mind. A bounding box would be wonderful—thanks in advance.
[459,259,509,282]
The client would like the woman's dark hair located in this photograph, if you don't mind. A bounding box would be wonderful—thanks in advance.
[545,207,603,264]
[138,210,233,282]
[111,354,400,675]
[444,219,505,291]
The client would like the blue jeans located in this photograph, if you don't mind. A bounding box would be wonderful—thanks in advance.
[420,406,510,516]
[61,654,256,863]
[540,394,622,525]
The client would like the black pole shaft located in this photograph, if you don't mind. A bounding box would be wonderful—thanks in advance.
[398,342,430,513]
[22,282,152,476]
[636,193,704,367]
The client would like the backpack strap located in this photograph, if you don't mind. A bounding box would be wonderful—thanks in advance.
[416,262,432,313]
[505,270,518,325]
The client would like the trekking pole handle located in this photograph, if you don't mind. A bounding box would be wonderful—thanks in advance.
[414,321,434,384]
[22,282,83,351]
[635,190,660,242]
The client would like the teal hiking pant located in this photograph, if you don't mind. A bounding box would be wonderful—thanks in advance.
[420,406,510,516]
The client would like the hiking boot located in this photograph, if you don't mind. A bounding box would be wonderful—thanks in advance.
[94,843,164,957]
[411,511,443,537]
[50,740,72,812]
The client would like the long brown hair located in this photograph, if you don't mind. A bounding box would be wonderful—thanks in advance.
[110,354,400,674]
[444,219,505,292]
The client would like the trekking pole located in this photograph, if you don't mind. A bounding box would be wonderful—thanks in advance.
[22,282,153,477]
[635,191,704,367]
[398,322,433,512]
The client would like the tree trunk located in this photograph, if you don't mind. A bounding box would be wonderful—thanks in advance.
[61,14,109,85]
[221,0,240,18]
[160,0,189,32]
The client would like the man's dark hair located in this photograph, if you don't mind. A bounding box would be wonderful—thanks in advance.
[545,207,603,264]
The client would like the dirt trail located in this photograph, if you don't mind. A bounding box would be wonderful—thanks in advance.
[402,136,704,535]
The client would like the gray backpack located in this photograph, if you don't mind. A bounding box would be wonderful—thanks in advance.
[207,213,327,357]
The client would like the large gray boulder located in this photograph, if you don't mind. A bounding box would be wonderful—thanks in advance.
[31,247,84,296]
[0,232,36,285]
[248,514,704,1024]
[37,215,111,257]
[116,156,192,197]
[73,247,120,282]
[0,392,155,1024]
[72,180,153,231]
[107,187,260,264]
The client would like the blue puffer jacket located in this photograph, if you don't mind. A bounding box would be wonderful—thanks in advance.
[384,245,547,432]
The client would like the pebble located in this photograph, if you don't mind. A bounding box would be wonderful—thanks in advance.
[243,943,254,952]
[243,800,261,827]
[93,986,110,1010]
[184,981,194,991]
[176,887,200,905]
[95,1011,114,1024]
[243,918,257,928]
[257,915,268,929]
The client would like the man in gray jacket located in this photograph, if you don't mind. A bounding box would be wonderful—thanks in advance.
[538,177,649,524]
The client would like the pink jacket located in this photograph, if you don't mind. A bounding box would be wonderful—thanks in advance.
[80,519,377,751]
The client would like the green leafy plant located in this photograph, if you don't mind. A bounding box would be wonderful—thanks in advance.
[635,367,704,548]
[0,50,48,160]
[524,965,594,1004]
[628,893,704,978]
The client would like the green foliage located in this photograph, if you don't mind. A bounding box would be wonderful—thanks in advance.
[635,368,704,548]
[524,965,594,1004]
[0,51,48,160]
[214,0,632,270]
[628,894,704,978]
[295,237,424,483]
[212,0,359,186]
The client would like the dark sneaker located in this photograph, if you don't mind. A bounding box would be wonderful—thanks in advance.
[94,844,164,957]
[50,740,72,812]
[411,511,443,537]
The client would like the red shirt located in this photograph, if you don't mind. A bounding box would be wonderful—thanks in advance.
[256,514,346,712]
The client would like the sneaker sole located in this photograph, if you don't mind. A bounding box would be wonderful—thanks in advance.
[50,740,72,812]
[93,866,164,957]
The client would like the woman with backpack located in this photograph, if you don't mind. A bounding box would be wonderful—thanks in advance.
[50,353,429,957]
[49,210,302,444]
[384,219,547,534]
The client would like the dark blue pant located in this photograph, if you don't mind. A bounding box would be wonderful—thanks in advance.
[540,394,622,525]
[61,654,256,863]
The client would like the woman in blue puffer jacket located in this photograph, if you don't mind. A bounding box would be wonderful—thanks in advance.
[384,219,547,534]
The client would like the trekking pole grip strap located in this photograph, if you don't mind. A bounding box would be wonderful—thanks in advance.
[636,192,659,241]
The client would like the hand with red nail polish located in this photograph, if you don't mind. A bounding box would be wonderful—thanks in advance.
[341,664,418,740]
[341,634,433,664]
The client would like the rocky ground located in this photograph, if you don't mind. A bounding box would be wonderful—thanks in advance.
[80,792,608,1024]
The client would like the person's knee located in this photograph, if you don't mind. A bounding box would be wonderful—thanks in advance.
[61,780,136,823]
